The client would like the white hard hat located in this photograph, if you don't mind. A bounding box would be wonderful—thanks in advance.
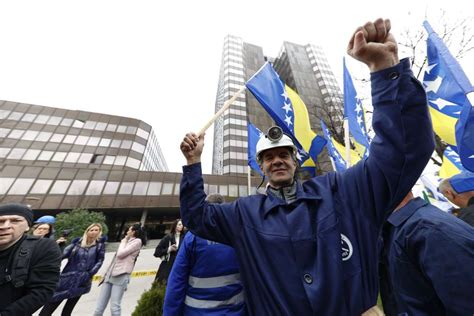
[256,126,297,161]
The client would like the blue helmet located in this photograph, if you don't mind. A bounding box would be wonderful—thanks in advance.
[35,215,56,224]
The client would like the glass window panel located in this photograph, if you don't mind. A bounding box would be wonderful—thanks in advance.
[103,181,120,194]
[106,124,117,132]
[8,129,24,139]
[22,149,41,160]
[8,111,23,120]
[229,184,238,197]
[120,140,132,149]
[110,140,121,148]
[72,120,85,128]
[208,184,218,194]
[38,151,54,161]
[8,178,35,194]
[78,153,93,163]
[239,185,248,197]
[0,177,16,194]
[161,182,174,195]
[85,180,106,195]
[119,182,134,194]
[99,138,111,147]
[114,156,126,166]
[35,115,49,124]
[50,133,64,143]
[30,179,54,194]
[51,152,67,162]
[147,182,162,196]
[87,137,100,146]
[7,148,26,159]
[133,181,149,195]
[65,152,81,163]
[116,125,127,133]
[0,148,11,158]
[0,110,10,119]
[49,180,71,194]
[125,157,140,169]
[83,121,97,129]
[47,116,62,125]
[219,185,228,196]
[95,122,107,131]
[75,135,88,145]
[67,180,88,195]
[174,184,180,195]
[63,135,77,144]
[131,142,145,154]
[126,126,137,134]
[36,131,52,142]
[137,128,149,139]
[103,156,115,165]
[0,128,10,137]
[21,130,39,141]
[60,118,73,126]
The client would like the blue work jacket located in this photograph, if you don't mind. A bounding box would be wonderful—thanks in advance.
[379,197,474,316]
[164,232,245,316]
[180,58,435,315]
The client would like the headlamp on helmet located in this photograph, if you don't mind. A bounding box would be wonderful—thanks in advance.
[256,126,297,162]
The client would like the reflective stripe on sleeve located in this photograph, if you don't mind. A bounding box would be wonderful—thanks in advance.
[184,292,244,309]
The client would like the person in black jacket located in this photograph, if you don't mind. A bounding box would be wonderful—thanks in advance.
[0,203,61,316]
[153,219,185,283]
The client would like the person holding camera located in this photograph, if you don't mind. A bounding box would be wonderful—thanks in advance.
[93,223,146,316]
[179,18,435,315]
[39,223,106,316]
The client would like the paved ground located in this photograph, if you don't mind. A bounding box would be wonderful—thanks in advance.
[34,241,163,316]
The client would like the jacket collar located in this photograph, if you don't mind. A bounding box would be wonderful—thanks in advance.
[387,197,428,227]
[262,180,322,217]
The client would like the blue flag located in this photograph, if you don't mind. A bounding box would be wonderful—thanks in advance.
[246,62,326,173]
[343,58,370,158]
[320,120,347,172]
[247,122,264,176]
[423,20,474,171]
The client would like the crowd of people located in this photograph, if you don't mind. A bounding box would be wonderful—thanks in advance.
[1,17,473,316]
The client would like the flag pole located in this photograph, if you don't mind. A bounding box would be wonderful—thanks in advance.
[199,86,247,135]
[344,118,351,168]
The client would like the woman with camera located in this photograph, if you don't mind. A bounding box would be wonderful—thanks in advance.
[93,223,147,316]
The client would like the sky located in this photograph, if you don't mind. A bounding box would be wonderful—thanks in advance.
[0,0,472,174]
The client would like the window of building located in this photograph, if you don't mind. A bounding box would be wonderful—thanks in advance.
[0,110,10,119]
[0,128,10,138]
[67,180,88,195]
[35,115,49,124]
[99,138,111,147]
[114,156,126,166]
[63,135,77,144]
[106,124,117,132]
[30,179,53,194]
[0,148,11,158]
[22,149,41,160]
[79,153,94,164]
[7,148,26,159]
[116,125,127,133]
[8,111,23,121]
[125,157,140,169]
[60,118,73,127]
[8,129,25,139]
[65,152,81,163]
[103,181,120,194]
[38,151,54,161]
[228,184,238,197]
[75,136,89,145]
[133,181,149,195]
[72,119,85,128]
[49,180,71,194]
[21,130,39,141]
[95,122,107,131]
[87,137,100,147]
[36,131,53,142]
[161,182,174,195]
[7,178,35,194]
[103,156,115,165]
[147,182,162,196]
[85,180,106,195]
[47,116,62,125]
[49,133,65,143]
[118,182,134,194]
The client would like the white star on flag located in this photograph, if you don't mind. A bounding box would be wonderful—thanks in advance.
[470,155,474,159]
[282,102,292,114]
[424,76,443,93]
[425,63,437,74]
[284,115,293,127]
[430,98,458,110]
[281,89,289,101]
[357,115,364,126]
[355,101,362,113]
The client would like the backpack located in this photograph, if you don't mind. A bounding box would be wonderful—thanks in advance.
[2,236,40,288]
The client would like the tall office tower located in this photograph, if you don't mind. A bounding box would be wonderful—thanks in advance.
[212,36,344,175]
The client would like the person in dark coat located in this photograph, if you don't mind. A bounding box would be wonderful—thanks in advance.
[39,223,106,316]
[154,219,185,283]
[0,203,62,316]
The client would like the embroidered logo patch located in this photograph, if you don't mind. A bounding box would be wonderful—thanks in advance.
[341,234,353,261]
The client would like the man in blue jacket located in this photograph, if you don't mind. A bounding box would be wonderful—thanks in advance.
[379,191,474,315]
[179,18,434,315]
[164,193,245,316]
